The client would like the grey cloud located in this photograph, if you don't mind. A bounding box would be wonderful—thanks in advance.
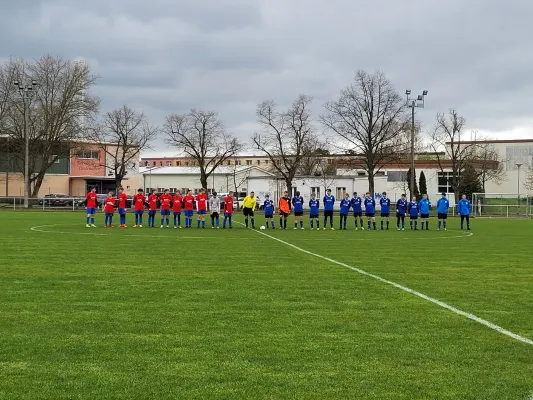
[1,0,533,150]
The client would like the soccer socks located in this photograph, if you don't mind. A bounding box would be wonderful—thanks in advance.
[386,221,389,230]
[426,221,429,230]
[202,220,205,228]
[284,219,287,229]
[368,220,371,230]
[310,219,314,229]
[372,220,376,230]
[381,220,384,230]
[295,222,298,229]
[91,217,95,225]
[443,221,446,229]
[174,215,177,226]
[410,220,413,230]
[271,220,275,228]
[86,215,90,224]
[245,217,249,228]
[300,220,304,229]
[415,221,418,230]
[251,218,255,228]
[354,219,358,228]
[438,220,441,229]
[229,216,232,228]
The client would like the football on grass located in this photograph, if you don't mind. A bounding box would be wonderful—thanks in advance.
[260,226,266,230]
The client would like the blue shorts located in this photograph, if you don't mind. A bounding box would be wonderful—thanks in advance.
[118,208,126,215]
[161,210,170,216]
[149,210,156,216]
[224,213,233,217]
[197,210,206,215]
[366,212,375,218]
[105,212,114,217]
[264,214,273,218]
[86,208,96,215]
[173,211,181,216]
[310,213,319,219]
[135,210,144,215]
[185,210,194,218]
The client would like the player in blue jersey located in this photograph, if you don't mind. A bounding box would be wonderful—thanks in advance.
[436,192,450,230]
[309,193,320,230]
[379,192,391,230]
[408,196,419,230]
[263,194,275,229]
[364,192,377,230]
[457,194,472,230]
[350,192,364,230]
[339,193,350,230]
[323,189,335,230]
[396,194,408,230]
[419,194,431,230]
[292,191,305,230]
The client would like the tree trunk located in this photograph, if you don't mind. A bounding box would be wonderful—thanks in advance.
[200,170,208,190]
[285,178,292,196]
[367,172,375,196]
[31,173,45,197]
[115,177,123,193]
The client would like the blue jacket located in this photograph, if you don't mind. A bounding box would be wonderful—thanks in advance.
[364,198,376,214]
[396,198,408,214]
[458,199,471,215]
[419,199,431,215]
[437,198,449,214]
[380,198,391,214]
[350,197,363,213]
[292,196,304,213]
[309,199,320,215]
[408,201,419,217]
[323,195,335,211]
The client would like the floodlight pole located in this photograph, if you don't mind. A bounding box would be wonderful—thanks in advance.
[405,90,428,199]
[13,79,38,208]
[516,163,522,214]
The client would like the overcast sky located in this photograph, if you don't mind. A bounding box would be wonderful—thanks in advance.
[2,0,533,154]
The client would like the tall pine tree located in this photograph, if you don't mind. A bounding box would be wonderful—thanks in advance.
[457,163,483,198]
[419,171,427,196]
[406,167,419,198]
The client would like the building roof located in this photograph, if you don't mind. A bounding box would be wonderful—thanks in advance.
[139,165,275,176]
[445,139,533,145]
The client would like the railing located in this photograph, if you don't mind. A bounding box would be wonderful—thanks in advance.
[472,193,533,217]
[0,197,87,211]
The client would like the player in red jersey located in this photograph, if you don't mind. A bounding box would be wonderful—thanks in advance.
[104,191,116,228]
[147,189,158,228]
[196,188,208,228]
[85,187,98,227]
[133,188,146,228]
[117,187,128,227]
[223,191,234,229]
[182,190,195,228]
[172,190,183,229]
[159,189,172,228]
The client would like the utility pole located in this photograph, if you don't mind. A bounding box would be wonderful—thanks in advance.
[405,89,428,199]
[13,79,38,208]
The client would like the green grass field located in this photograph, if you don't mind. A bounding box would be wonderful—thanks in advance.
[0,212,532,399]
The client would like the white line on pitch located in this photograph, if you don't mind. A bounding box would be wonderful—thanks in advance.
[237,222,533,346]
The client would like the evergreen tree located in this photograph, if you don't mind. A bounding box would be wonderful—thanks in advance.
[406,167,419,198]
[419,171,428,196]
[457,163,483,198]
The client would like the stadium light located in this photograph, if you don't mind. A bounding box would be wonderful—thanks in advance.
[406,89,428,199]
[13,79,38,208]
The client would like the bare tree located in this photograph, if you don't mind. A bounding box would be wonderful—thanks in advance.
[165,109,241,190]
[297,139,331,176]
[525,163,533,192]
[321,70,408,194]
[473,143,506,191]
[88,105,158,190]
[429,109,474,202]
[0,55,99,196]
[315,161,338,193]
[253,94,315,194]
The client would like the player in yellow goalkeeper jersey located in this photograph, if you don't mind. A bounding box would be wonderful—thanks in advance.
[242,192,257,229]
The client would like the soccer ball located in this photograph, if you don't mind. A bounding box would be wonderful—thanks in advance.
[260,226,266,230]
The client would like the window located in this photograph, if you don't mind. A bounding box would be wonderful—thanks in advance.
[176,161,181,166]
[336,187,346,198]
[144,161,149,167]
[227,160,231,165]
[437,172,454,193]
[235,160,242,166]
[160,161,163,166]
[166,161,171,167]
[357,171,366,176]
[387,171,407,182]
[311,187,321,198]
[152,161,156,166]
[246,160,252,165]
[50,155,60,164]
[265,160,269,165]
[77,150,99,160]
[256,160,261,165]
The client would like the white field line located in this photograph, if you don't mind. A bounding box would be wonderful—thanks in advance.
[238,222,533,346]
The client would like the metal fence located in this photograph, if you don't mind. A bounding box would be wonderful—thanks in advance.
[0,197,87,211]
[472,193,533,217]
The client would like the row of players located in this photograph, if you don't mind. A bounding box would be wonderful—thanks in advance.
[84,187,473,231]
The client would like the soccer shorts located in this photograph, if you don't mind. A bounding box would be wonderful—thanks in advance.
[161,209,170,216]
[135,210,144,215]
[437,213,448,219]
[279,211,289,218]
[380,213,390,218]
[366,212,375,218]
[324,210,333,218]
[420,213,429,219]
[310,213,319,219]
[243,207,254,217]
[86,207,96,215]
[410,215,418,220]
[118,208,126,215]
[105,212,114,217]
[294,211,303,217]
[211,212,219,218]
[264,213,273,219]
[224,212,233,217]
[173,211,181,216]
[148,210,156,216]
[197,209,206,215]
[353,211,362,218]
[184,210,194,218]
